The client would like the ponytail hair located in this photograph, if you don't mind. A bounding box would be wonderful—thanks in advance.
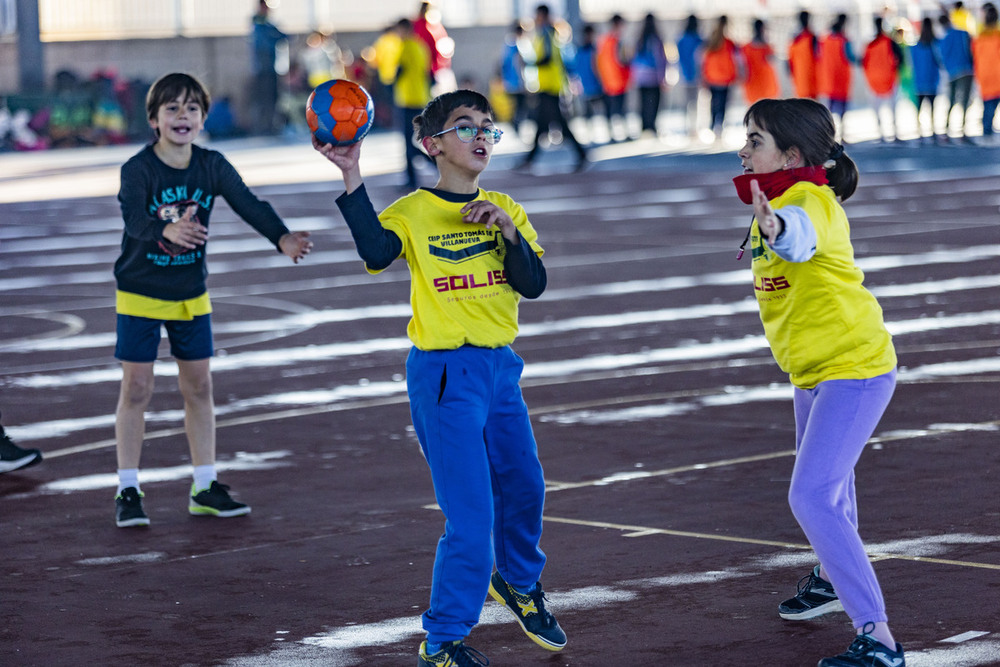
[743,98,859,201]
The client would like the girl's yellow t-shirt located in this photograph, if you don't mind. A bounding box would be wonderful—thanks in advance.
[750,181,896,388]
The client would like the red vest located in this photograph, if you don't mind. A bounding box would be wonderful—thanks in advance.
[702,39,738,86]
[788,31,818,98]
[863,35,898,95]
[818,33,851,99]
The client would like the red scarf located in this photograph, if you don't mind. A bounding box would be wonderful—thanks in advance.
[732,166,828,204]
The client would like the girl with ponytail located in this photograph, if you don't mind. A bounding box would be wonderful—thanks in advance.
[733,97,905,667]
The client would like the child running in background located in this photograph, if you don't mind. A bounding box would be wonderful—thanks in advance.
[114,72,313,528]
[313,89,564,667]
[733,98,904,667]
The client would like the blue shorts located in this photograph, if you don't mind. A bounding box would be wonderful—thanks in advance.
[115,314,213,362]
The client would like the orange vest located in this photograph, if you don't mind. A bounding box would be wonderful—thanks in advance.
[788,31,818,98]
[742,42,779,102]
[596,33,630,95]
[973,28,1000,100]
[862,35,898,95]
[702,39,738,86]
[818,33,852,99]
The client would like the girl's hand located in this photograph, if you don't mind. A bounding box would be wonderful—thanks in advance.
[279,231,313,264]
[460,200,518,243]
[752,179,783,245]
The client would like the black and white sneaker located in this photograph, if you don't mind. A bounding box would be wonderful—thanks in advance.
[818,626,906,667]
[115,487,151,528]
[779,565,845,620]
[0,424,42,474]
[189,481,251,517]
[488,571,566,651]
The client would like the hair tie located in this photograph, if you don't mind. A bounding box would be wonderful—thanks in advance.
[828,143,844,160]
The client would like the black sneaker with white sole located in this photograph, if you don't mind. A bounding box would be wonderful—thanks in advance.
[0,425,42,474]
[818,626,906,667]
[115,487,151,528]
[189,481,251,517]
[488,571,566,651]
[779,565,845,620]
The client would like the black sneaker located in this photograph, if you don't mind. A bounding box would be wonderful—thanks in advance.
[779,565,844,620]
[417,640,489,666]
[818,628,906,667]
[488,571,566,651]
[115,487,150,528]
[0,425,42,474]
[189,481,251,517]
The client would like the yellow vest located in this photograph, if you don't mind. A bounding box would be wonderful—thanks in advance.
[750,182,896,388]
[534,27,565,95]
[371,189,543,350]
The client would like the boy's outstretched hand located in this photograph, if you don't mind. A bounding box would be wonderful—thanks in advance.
[312,135,364,194]
[280,231,313,263]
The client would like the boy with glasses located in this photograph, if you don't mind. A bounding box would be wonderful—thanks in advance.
[312,89,564,666]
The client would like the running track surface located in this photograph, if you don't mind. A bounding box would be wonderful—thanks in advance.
[2,132,999,667]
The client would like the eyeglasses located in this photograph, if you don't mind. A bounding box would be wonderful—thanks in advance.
[432,124,503,144]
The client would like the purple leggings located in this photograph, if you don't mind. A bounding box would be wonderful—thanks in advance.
[789,369,896,628]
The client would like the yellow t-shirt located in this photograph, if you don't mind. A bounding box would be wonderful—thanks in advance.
[373,31,403,85]
[116,290,212,320]
[750,182,896,388]
[371,189,543,350]
[394,36,432,109]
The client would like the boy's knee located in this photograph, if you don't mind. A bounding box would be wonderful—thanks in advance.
[179,376,213,401]
[120,376,154,406]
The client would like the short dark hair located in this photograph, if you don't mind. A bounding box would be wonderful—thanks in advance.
[146,72,211,121]
[744,98,859,201]
[413,89,494,141]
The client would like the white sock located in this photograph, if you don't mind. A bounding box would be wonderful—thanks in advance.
[192,464,217,493]
[117,468,140,494]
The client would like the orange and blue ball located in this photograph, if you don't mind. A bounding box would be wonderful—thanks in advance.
[306,79,375,146]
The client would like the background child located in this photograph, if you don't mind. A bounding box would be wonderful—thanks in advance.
[312,89,564,666]
[113,72,312,528]
[733,98,904,667]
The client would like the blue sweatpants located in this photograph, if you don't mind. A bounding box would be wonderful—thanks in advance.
[406,345,547,643]
[788,369,896,628]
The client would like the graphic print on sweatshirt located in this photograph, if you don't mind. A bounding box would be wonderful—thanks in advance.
[155,200,200,257]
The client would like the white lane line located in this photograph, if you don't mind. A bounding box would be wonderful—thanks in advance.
[907,640,1000,667]
[15,450,292,496]
[941,632,991,643]
[75,552,167,566]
